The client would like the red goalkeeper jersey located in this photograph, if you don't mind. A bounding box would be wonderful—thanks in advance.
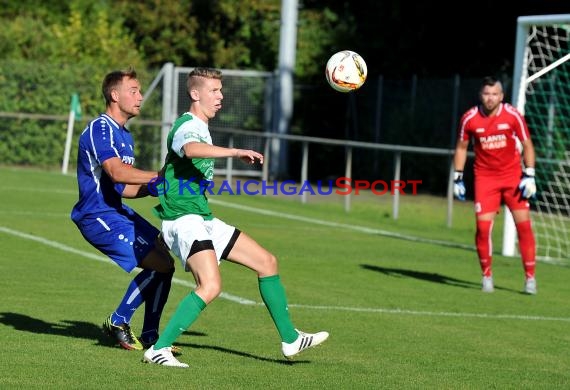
[458,103,530,176]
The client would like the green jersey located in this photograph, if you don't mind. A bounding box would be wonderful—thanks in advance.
[153,113,215,221]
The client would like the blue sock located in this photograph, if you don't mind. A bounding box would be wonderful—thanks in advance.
[140,269,174,343]
[110,269,155,325]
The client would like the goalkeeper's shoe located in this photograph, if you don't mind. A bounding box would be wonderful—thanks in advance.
[143,345,189,368]
[524,277,537,295]
[140,336,182,356]
[102,316,143,351]
[281,329,329,359]
[481,276,494,293]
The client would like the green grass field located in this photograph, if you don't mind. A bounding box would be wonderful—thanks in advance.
[1,166,569,389]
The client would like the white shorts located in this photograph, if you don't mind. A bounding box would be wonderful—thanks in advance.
[161,214,237,271]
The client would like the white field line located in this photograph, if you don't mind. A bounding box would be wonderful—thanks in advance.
[2,210,70,218]
[0,186,76,195]
[2,186,474,250]
[0,226,255,305]
[209,199,476,251]
[1,225,569,323]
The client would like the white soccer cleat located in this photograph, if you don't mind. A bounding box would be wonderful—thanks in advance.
[524,277,537,295]
[481,276,494,293]
[281,329,329,359]
[143,345,189,368]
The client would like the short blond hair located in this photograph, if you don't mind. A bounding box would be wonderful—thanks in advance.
[186,67,222,95]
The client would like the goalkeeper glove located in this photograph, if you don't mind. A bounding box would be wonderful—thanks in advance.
[453,171,466,201]
[518,167,537,199]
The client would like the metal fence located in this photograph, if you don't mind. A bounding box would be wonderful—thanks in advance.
[0,110,464,228]
[207,125,462,225]
[0,68,494,230]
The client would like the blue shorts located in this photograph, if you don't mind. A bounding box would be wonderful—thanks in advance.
[74,210,160,272]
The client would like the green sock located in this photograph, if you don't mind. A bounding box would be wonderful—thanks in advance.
[154,291,206,349]
[258,275,298,343]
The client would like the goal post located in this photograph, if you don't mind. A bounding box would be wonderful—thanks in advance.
[503,14,570,264]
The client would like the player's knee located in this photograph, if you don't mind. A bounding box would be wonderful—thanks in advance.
[515,220,534,239]
[198,278,222,303]
[260,252,278,275]
[476,220,492,239]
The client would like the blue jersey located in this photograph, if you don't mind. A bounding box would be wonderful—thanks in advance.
[71,114,136,222]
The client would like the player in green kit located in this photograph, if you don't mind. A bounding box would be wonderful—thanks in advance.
[143,68,329,368]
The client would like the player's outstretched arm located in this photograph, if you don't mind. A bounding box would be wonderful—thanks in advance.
[183,142,263,164]
[235,149,264,165]
[102,157,158,185]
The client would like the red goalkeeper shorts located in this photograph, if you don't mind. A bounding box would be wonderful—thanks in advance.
[473,172,530,215]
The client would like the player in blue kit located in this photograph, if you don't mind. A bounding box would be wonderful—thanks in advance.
[71,69,176,351]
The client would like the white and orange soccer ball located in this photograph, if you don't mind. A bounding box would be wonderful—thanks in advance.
[325,50,367,92]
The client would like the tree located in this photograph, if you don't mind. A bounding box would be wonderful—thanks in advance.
[109,0,352,79]
[0,0,149,167]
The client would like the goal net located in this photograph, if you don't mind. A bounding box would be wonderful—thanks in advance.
[503,14,570,264]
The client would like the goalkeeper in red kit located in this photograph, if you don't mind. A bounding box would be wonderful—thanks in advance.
[453,76,537,294]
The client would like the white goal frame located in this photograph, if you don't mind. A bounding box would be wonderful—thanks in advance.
[502,13,570,257]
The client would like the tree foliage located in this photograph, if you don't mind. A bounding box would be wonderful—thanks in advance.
[109,0,352,78]
[3,0,566,170]
[0,0,143,68]
[0,0,356,167]
[0,0,355,80]
[111,0,282,70]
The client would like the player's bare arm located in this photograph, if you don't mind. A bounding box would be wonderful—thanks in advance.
[453,140,469,171]
[122,184,154,199]
[183,142,263,164]
[521,138,536,170]
[102,157,158,184]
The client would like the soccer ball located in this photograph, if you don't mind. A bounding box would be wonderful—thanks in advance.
[325,50,367,92]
